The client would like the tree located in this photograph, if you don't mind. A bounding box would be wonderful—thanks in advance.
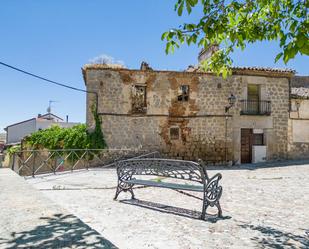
[162,0,309,77]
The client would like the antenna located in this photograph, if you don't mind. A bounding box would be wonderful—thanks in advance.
[47,100,58,115]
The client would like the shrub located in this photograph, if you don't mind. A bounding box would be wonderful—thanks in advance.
[7,145,21,155]
[23,123,106,150]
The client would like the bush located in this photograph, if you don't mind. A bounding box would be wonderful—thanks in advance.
[7,145,21,155]
[23,124,106,150]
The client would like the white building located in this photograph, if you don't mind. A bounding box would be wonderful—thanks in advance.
[4,113,80,145]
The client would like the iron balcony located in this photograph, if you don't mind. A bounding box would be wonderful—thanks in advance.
[240,100,271,115]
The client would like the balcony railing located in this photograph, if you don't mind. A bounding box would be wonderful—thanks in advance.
[240,100,271,115]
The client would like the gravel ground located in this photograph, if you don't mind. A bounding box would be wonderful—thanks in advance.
[24,163,309,249]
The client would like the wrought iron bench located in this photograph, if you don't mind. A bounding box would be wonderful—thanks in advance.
[114,158,223,219]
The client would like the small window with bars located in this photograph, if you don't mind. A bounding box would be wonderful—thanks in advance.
[178,85,189,101]
[170,127,180,140]
[253,133,264,145]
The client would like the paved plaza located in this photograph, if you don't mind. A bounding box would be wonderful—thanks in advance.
[1,162,309,248]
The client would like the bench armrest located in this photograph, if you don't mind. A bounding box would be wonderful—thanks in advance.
[204,173,223,205]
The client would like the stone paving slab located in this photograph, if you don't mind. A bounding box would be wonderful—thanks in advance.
[0,169,117,249]
[26,164,309,249]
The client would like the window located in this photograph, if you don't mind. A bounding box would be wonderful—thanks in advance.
[247,84,260,101]
[178,85,189,101]
[132,85,147,113]
[170,127,180,140]
[247,84,260,113]
[253,134,264,145]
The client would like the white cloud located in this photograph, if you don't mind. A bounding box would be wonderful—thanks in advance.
[88,54,125,66]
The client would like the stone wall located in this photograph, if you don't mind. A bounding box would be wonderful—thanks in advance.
[84,66,290,164]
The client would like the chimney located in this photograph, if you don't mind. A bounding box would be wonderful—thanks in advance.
[66,115,69,123]
[140,61,153,71]
[198,44,219,64]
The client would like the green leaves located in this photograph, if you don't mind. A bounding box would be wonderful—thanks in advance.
[22,108,106,163]
[275,52,283,62]
[296,33,308,49]
[24,124,89,150]
[175,0,198,16]
[177,1,184,16]
[199,49,233,78]
[89,105,106,149]
[163,0,308,74]
[7,145,21,156]
[24,122,106,151]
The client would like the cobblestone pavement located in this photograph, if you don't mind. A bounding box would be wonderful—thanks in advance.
[26,163,309,249]
[0,169,117,249]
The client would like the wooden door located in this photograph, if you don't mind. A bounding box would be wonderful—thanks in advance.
[241,129,252,163]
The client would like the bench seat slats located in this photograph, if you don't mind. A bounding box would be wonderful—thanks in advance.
[124,179,204,192]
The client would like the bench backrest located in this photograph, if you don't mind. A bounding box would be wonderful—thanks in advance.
[117,158,206,184]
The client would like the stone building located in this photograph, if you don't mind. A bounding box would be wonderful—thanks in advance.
[288,76,309,159]
[83,60,296,165]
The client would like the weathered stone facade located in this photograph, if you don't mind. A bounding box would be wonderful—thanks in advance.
[83,64,293,164]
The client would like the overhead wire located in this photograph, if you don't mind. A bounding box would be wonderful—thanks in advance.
[0,61,98,111]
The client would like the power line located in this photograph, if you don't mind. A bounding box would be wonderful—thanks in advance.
[0,61,88,93]
[0,61,98,111]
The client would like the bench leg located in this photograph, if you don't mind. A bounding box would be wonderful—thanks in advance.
[215,201,223,218]
[128,188,135,200]
[201,200,208,220]
[113,185,135,200]
[201,200,222,219]
[113,186,122,200]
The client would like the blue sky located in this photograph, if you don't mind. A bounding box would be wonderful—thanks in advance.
[0,1,308,131]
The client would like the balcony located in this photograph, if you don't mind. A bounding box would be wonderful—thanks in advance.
[240,100,271,115]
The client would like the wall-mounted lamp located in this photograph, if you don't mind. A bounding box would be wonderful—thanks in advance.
[296,101,301,110]
[296,101,301,118]
[225,94,236,113]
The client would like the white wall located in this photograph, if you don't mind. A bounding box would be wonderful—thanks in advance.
[6,120,80,144]
[290,99,309,143]
[36,121,80,131]
[292,119,309,142]
[6,119,36,144]
[252,146,267,163]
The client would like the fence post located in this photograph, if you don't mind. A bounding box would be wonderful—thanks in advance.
[53,155,56,175]
[11,153,16,171]
[32,151,36,177]
[86,149,89,170]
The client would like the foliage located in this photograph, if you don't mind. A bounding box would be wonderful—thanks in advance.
[24,124,88,150]
[88,106,107,149]
[7,145,21,156]
[24,123,106,150]
[162,0,309,77]
[23,103,106,151]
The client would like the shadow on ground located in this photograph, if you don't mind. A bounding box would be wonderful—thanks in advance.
[120,199,230,223]
[240,224,309,249]
[0,213,117,249]
[206,159,309,171]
